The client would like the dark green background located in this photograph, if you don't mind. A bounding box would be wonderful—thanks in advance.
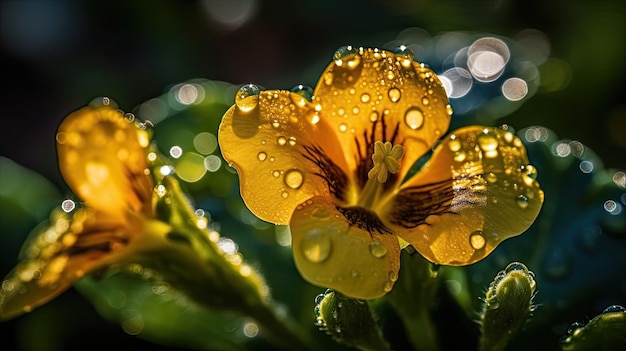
[1,1,624,350]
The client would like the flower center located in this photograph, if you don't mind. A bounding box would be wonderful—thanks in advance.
[357,141,404,209]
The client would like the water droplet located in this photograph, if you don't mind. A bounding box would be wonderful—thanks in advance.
[288,136,297,146]
[486,172,498,183]
[369,111,379,122]
[272,170,281,177]
[521,164,538,186]
[284,169,304,189]
[516,194,529,209]
[603,305,626,314]
[281,191,289,198]
[394,45,414,59]
[383,281,393,292]
[277,136,287,146]
[271,120,280,128]
[235,84,260,112]
[469,231,486,250]
[404,107,424,129]
[446,104,454,116]
[257,152,267,161]
[421,96,430,106]
[334,45,359,61]
[485,298,500,310]
[566,322,585,335]
[388,87,401,102]
[369,241,387,258]
[454,151,467,162]
[339,123,348,132]
[310,112,321,125]
[504,262,528,274]
[323,71,334,86]
[478,131,499,158]
[360,93,371,103]
[301,229,332,263]
[124,113,135,122]
[448,137,461,152]
[290,84,314,101]
[102,97,111,105]
[333,45,361,69]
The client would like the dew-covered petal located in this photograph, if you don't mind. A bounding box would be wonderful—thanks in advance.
[218,90,351,225]
[290,196,400,299]
[0,207,135,320]
[312,47,451,184]
[56,106,153,218]
[386,126,544,265]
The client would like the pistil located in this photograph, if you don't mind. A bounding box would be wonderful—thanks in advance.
[358,141,404,209]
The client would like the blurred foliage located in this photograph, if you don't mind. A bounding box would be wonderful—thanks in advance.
[1,0,625,350]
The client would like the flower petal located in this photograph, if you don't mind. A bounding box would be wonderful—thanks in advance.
[0,207,126,320]
[312,47,451,184]
[290,196,400,299]
[385,126,544,265]
[56,106,153,218]
[219,90,351,224]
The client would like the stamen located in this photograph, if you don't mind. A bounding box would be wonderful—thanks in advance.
[368,141,404,183]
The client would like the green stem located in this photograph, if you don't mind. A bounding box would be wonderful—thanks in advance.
[387,250,440,351]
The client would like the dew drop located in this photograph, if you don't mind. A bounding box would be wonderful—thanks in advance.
[284,169,304,189]
[516,194,529,209]
[388,87,401,102]
[567,322,585,335]
[281,191,289,198]
[301,230,332,263]
[288,136,297,146]
[257,152,267,161]
[486,172,498,183]
[339,123,348,132]
[272,170,281,178]
[602,305,626,314]
[334,45,359,62]
[446,104,454,116]
[448,137,462,152]
[404,107,424,130]
[504,262,529,274]
[421,96,430,106]
[360,93,371,103]
[235,84,260,112]
[469,231,486,250]
[323,72,334,86]
[478,132,499,158]
[312,207,330,219]
[290,84,314,101]
[277,136,287,146]
[369,111,379,122]
[369,241,387,258]
[394,45,414,60]
[454,151,467,162]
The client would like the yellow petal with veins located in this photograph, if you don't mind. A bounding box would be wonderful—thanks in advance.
[312,47,451,185]
[56,106,153,218]
[219,91,351,224]
[385,126,544,265]
[0,206,170,321]
[290,196,400,299]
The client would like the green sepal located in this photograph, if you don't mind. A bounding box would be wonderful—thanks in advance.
[479,262,537,351]
[560,305,626,351]
[314,289,389,351]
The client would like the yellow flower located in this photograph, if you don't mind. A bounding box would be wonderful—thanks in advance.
[218,46,544,299]
[0,102,170,320]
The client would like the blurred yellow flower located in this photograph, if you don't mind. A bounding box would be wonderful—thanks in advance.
[218,46,544,299]
[0,102,170,320]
